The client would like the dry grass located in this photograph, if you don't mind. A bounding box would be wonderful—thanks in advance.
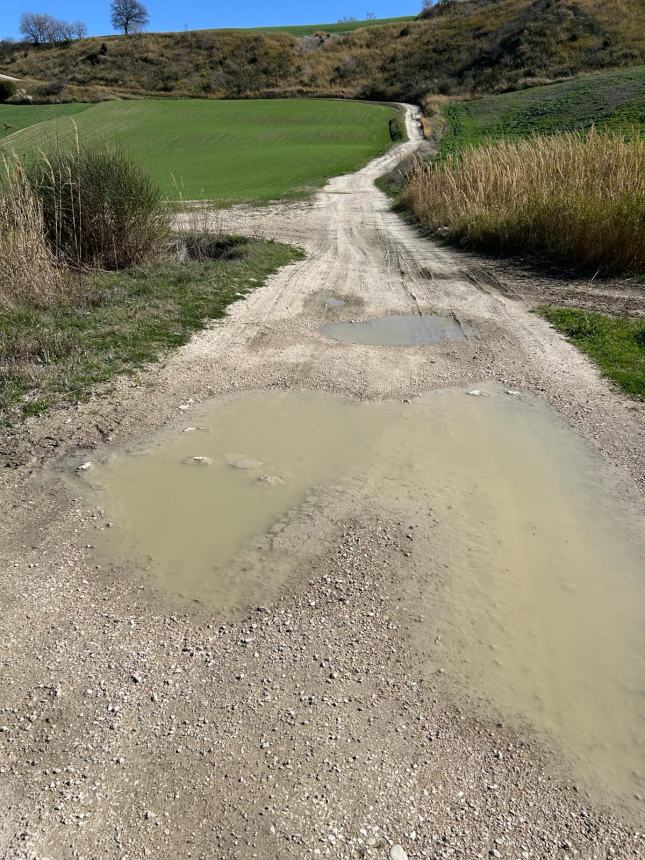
[0,157,61,307]
[27,141,171,270]
[402,129,645,273]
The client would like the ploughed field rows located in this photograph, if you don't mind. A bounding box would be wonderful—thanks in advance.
[0,98,399,202]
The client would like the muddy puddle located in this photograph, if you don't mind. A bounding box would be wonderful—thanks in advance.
[76,387,645,807]
[322,314,477,346]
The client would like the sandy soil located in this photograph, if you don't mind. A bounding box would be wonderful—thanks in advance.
[1,105,644,859]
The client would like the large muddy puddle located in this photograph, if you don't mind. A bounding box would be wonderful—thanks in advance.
[77,387,645,807]
[322,314,478,345]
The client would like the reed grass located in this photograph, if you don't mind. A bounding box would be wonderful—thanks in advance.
[402,129,645,273]
[26,140,171,270]
[0,156,61,307]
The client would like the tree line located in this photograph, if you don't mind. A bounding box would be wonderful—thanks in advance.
[17,1,150,45]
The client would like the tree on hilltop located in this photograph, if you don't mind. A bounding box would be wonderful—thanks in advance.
[110,0,150,35]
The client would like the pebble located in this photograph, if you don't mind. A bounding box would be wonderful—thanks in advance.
[390,846,408,860]
[76,462,93,472]
[189,456,212,466]
[256,474,285,486]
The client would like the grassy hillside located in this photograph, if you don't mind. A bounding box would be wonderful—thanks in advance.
[246,16,415,36]
[0,102,90,140]
[0,0,643,102]
[2,99,399,202]
[437,65,645,154]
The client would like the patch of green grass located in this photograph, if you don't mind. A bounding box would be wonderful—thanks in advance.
[439,66,645,156]
[242,16,415,36]
[538,306,645,398]
[0,102,91,141]
[0,238,302,421]
[8,98,398,203]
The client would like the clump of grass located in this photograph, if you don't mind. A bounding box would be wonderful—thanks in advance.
[26,141,171,270]
[538,306,644,398]
[403,129,644,274]
[0,157,62,307]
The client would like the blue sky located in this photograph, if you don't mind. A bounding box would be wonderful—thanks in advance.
[2,2,422,39]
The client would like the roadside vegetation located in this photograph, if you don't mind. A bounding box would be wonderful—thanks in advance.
[1,99,400,202]
[403,129,643,274]
[0,144,300,420]
[1,0,642,102]
[538,307,645,398]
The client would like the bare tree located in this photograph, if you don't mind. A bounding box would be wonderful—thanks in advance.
[19,12,87,44]
[19,12,55,45]
[71,20,88,39]
[110,0,150,35]
[366,11,376,19]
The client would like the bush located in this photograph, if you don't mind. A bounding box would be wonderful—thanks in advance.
[26,143,170,269]
[0,79,17,102]
[402,129,645,273]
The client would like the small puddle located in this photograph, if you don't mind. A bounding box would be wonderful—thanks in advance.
[323,296,346,308]
[322,314,477,346]
[75,388,645,808]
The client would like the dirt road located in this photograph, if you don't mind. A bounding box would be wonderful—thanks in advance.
[1,105,643,859]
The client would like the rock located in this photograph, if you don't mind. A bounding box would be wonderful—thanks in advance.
[77,461,93,472]
[183,427,197,433]
[390,846,408,860]
[225,454,264,470]
[256,474,285,486]
[185,456,212,466]
[466,389,485,397]
[505,389,521,396]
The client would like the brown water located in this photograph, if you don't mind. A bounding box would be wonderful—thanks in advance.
[79,387,645,806]
[322,314,478,345]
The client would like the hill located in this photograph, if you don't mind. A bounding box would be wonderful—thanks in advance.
[0,0,643,103]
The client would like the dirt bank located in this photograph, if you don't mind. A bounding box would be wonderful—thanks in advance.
[1,106,643,858]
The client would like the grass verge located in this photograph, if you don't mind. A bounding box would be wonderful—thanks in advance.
[538,306,645,398]
[0,237,302,421]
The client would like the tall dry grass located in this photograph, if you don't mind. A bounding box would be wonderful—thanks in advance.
[27,142,171,270]
[0,157,61,307]
[402,129,645,273]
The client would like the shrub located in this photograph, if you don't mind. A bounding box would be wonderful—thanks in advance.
[0,79,17,102]
[402,129,645,273]
[0,157,61,307]
[26,142,170,269]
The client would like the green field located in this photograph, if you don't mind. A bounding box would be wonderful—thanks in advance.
[244,16,414,35]
[0,102,91,141]
[438,66,645,156]
[2,99,399,202]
